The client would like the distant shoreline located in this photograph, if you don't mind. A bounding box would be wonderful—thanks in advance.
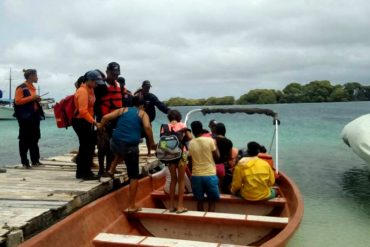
[165,80,370,106]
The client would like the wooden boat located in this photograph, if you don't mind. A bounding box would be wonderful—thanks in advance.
[20,108,303,247]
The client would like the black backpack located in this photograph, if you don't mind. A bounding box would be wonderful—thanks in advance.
[156,124,184,162]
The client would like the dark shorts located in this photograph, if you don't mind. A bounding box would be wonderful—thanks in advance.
[110,140,140,179]
[191,175,220,201]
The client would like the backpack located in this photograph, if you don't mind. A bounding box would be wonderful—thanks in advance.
[54,95,76,129]
[156,124,184,162]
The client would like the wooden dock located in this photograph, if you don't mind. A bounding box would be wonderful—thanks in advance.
[0,145,159,247]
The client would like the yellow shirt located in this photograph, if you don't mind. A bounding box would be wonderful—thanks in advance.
[231,157,275,201]
[189,137,217,176]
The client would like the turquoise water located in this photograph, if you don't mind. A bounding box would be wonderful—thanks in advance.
[1,102,370,246]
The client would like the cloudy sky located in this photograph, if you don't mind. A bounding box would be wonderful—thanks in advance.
[0,0,369,100]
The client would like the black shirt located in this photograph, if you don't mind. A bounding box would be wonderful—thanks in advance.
[142,92,169,122]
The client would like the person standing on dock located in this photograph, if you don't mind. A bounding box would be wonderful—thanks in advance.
[72,70,102,180]
[135,80,170,154]
[94,62,123,176]
[14,69,45,168]
[99,96,156,213]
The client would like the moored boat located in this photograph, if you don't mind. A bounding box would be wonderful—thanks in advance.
[341,114,370,171]
[20,107,303,247]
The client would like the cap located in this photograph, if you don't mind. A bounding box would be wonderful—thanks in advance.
[142,80,151,87]
[85,70,104,84]
[107,62,120,75]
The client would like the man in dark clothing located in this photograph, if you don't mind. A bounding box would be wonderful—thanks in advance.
[135,80,169,122]
[135,80,170,154]
[117,77,133,107]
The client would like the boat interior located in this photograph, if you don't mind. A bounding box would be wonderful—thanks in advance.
[21,171,303,247]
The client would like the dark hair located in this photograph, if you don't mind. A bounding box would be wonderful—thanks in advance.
[117,77,125,86]
[247,141,261,156]
[215,122,226,136]
[167,110,182,122]
[75,76,85,88]
[23,69,37,79]
[260,145,267,153]
[191,121,203,136]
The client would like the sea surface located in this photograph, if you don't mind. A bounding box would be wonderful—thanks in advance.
[1,102,370,246]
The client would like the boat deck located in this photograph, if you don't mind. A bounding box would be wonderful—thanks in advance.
[0,145,159,247]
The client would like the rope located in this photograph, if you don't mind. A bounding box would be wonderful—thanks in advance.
[268,127,276,154]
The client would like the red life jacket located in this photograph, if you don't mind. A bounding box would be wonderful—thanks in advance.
[54,95,76,129]
[100,81,123,116]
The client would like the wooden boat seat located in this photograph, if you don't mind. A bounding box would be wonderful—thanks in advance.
[93,232,251,247]
[127,208,289,229]
[151,190,287,206]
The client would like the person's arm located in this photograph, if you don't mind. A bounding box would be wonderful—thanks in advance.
[76,90,95,124]
[230,164,242,194]
[100,108,122,128]
[140,110,155,150]
[14,87,39,105]
[268,165,276,186]
[210,139,220,162]
[151,94,169,114]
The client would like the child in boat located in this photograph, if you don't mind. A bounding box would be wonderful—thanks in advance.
[188,121,220,212]
[159,110,192,214]
[230,141,276,201]
[151,166,192,194]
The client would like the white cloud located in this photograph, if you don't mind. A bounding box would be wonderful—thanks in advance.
[0,0,370,100]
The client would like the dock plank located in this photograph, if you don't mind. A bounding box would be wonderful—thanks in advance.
[0,144,159,246]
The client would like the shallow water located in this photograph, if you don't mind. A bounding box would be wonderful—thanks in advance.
[1,102,369,246]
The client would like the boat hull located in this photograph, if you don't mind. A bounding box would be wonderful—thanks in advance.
[20,172,303,247]
[341,114,370,171]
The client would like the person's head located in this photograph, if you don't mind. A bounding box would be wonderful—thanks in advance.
[215,122,226,136]
[132,95,145,108]
[208,119,217,133]
[260,145,267,153]
[74,75,85,89]
[117,77,125,87]
[84,70,103,89]
[106,62,120,82]
[167,109,182,122]
[191,121,203,137]
[23,69,38,83]
[247,141,261,157]
[141,80,151,93]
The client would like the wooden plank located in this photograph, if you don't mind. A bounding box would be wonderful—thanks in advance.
[0,144,159,245]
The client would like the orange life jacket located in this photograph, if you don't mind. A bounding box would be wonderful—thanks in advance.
[100,81,123,116]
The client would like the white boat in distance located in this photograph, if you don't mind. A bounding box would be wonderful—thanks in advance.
[341,114,370,171]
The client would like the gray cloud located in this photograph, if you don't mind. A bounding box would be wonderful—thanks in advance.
[0,0,369,100]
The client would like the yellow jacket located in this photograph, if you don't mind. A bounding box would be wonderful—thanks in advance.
[231,157,275,201]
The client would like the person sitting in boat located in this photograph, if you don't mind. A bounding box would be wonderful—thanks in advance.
[230,141,276,201]
[99,96,156,213]
[150,166,192,195]
[188,121,220,212]
[214,123,233,192]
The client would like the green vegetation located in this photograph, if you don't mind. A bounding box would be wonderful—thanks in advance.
[165,80,370,106]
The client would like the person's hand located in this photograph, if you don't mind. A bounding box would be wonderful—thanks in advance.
[150,143,157,150]
[34,95,41,102]
[95,122,102,129]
